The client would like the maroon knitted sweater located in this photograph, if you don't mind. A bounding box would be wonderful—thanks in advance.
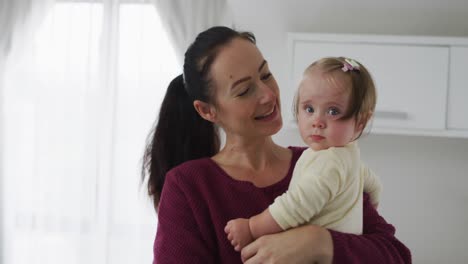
[154,147,411,263]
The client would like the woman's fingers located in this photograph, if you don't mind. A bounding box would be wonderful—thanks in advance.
[240,225,333,264]
[240,239,257,263]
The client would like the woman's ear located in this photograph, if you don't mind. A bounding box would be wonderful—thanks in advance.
[193,100,217,123]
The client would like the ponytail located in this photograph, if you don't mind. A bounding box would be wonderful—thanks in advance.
[142,74,219,209]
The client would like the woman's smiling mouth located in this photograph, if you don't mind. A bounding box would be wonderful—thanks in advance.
[254,106,277,120]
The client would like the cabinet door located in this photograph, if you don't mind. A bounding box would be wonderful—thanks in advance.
[448,47,468,130]
[290,40,449,130]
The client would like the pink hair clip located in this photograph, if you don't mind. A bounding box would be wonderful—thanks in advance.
[342,58,360,72]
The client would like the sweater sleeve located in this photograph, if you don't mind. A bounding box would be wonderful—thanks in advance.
[153,170,215,264]
[330,193,412,264]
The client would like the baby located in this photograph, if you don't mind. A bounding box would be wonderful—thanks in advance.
[225,57,382,251]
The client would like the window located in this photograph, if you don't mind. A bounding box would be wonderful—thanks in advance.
[3,2,178,263]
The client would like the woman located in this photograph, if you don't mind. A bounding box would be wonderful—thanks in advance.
[142,26,411,263]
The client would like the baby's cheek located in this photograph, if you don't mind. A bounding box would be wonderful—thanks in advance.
[330,122,355,144]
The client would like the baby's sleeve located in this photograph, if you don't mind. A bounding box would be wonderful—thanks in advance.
[269,152,344,230]
[360,163,382,206]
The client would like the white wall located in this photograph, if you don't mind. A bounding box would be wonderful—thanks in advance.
[228,0,468,263]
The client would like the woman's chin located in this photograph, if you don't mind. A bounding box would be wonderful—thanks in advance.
[268,118,283,136]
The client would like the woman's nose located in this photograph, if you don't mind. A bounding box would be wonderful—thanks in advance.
[257,82,276,104]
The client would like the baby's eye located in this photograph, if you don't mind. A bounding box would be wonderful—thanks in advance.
[327,107,340,116]
[305,106,314,113]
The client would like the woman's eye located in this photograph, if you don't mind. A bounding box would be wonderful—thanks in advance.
[305,106,314,113]
[261,72,272,81]
[327,108,340,116]
[238,88,250,97]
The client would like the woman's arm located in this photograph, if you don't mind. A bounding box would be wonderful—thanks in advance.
[241,193,411,264]
[241,224,333,264]
[330,193,411,264]
[153,170,216,264]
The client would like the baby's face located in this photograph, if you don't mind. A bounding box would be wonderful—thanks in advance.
[296,68,361,151]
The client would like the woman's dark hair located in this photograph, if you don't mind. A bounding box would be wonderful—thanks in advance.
[142,26,256,209]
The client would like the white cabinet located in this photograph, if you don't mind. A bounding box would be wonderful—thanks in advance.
[286,33,468,138]
[448,47,468,130]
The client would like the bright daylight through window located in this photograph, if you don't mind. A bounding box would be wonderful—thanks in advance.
[2,1,178,264]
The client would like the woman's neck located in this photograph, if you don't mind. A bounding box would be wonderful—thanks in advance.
[215,136,286,171]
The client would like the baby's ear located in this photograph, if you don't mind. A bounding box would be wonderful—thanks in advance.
[356,111,373,132]
[193,100,217,123]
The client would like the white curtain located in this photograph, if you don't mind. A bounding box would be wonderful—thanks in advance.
[1,0,233,263]
[1,0,180,263]
[0,0,55,57]
[152,0,234,63]
[1,0,56,262]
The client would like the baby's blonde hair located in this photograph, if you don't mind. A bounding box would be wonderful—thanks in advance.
[293,57,377,137]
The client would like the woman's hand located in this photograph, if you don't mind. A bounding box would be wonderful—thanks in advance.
[240,224,333,264]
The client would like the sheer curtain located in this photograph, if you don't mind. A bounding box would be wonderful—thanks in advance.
[153,0,234,63]
[2,0,178,263]
[2,0,233,263]
[1,1,56,262]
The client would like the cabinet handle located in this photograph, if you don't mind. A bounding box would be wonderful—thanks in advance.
[374,111,408,120]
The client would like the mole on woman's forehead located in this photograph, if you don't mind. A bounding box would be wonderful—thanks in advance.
[230,75,233,79]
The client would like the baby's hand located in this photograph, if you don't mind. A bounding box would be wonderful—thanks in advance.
[224,218,253,252]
